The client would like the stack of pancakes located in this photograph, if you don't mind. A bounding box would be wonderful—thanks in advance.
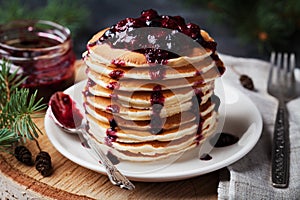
[82,11,225,162]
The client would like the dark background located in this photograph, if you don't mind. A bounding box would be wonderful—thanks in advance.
[1,0,299,64]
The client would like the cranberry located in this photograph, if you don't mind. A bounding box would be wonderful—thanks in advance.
[161,18,179,30]
[150,90,165,105]
[173,16,186,29]
[107,81,119,90]
[141,9,159,20]
[146,19,162,27]
[115,19,128,31]
[185,23,201,39]
[105,135,117,146]
[106,128,117,136]
[131,18,145,28]
[109,69,124,80]
[111,59,126,66]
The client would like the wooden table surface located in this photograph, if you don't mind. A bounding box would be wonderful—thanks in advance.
[0,61,220,200]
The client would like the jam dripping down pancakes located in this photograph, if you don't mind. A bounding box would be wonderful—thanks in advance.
[82,9,225,162]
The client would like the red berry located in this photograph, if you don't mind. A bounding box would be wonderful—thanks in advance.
[141,9,159,20]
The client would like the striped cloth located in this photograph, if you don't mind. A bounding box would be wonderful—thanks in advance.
[218,54,300,200]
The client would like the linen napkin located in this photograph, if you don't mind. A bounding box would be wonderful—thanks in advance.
[217,54,300,199]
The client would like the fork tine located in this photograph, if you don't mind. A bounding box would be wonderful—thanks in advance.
[269,52,277,85]
[282,53,289,85]
[290,53,296,80]
[289,53,296,96]
[283,53,288,74]
[276,52,282,68]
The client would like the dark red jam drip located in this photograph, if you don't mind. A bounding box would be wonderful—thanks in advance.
[150,85,165,134]
[107,81,120,90]
[87,79,97,87]
[191,89,204,144]
[200,153,212,161]
[111,59,126,67]
[96,9,218,64]
[49,92,83,129]
[109,69,124,80]
[105,118,119,147]
[151,85,165,105]
[214,132,239,147]
[105,135,117,147]
[106,105,120,113]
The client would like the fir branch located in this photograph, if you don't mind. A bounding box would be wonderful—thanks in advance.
[0,60,46,149]
[4,89,46,142]
[0,128,19,152]
[0,60,27,108]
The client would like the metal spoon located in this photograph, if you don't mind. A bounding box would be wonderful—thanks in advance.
[48,92,135,190]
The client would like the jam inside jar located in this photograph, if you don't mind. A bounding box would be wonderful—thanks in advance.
[0,20,76,103]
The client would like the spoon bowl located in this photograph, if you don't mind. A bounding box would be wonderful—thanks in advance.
[48,92,135,190]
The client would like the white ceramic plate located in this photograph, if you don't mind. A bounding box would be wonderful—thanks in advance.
[45,80,262,182]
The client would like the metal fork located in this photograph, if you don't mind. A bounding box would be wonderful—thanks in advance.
[268,52,298,188]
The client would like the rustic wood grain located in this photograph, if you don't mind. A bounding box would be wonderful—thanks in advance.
[0,61,219,199]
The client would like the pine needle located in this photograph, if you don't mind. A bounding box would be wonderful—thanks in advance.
[0,60,46,149]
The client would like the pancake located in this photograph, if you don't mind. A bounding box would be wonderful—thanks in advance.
[82,9,225,162]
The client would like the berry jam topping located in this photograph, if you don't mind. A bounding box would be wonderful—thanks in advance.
[106,105,120,113]
[214,132,239,147]
[109,118,118,130]
[105,118,119,147]
[96,9,218,64]
[107,81,120,90]
[111,59,126,66]
[106,128,117,137]
[150,85,165,105]
[87,79,97,87]
[149,85,165,134]
[49,92,83,129]
[109,69,124,80]
[105,135,117,146]
[200,153,212,161]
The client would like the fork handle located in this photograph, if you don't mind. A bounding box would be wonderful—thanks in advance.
[272,102,289,188]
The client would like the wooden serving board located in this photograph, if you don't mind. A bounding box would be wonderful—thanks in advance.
[0,61,219,199]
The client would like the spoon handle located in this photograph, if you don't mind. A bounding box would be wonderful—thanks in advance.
[79,129,135,190]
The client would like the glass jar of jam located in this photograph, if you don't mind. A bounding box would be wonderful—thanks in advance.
[0,20,76,103]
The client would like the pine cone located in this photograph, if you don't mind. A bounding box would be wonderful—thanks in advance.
[14,146,34,166]
[35,151,53,177]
